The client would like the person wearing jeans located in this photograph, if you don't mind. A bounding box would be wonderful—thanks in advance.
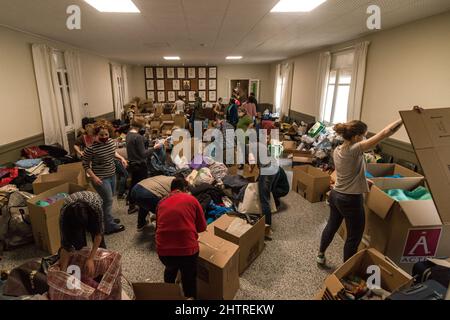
[156,178,206,299]
[130,175,174,231]
[317,118,404,265]
[83,120,126,235]
[114,158,128,199]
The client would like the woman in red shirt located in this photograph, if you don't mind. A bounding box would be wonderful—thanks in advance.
[156,178,207,299]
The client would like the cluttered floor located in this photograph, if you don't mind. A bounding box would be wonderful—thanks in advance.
[0,190,343,300]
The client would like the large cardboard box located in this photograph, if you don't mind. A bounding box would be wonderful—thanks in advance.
[58,162,88,186]
[292,165,330,203]
[27,183,86,254]
[32,167,86,195]
[366,163,423,185]
[213,214,265,274]
[366,178,450,273]
[132,283,185,300]
[174,114,186,129]
[197,232,240,300]
[319,248,413,300]
[228,165,260,182]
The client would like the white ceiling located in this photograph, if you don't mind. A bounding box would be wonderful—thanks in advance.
[1,0,449,65]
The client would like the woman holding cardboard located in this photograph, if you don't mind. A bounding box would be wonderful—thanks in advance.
[317,118,403,265]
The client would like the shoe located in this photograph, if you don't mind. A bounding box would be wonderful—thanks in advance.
[316,253,326,266]
[105,225,125,235]
[117,194,126,200]
[137,220,149,232]
[150,213,157,223]
[264,224,273,241]
[114,218,121,224]
[128,205,138,215]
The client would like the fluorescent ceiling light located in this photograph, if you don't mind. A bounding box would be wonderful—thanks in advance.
[226,56,243,60]
[164,56,180,60]
[84,0,140,13]
[271,0,326,13]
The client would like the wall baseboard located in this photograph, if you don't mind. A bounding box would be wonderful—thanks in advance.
[0,134,45,165]
[95,112,115,122]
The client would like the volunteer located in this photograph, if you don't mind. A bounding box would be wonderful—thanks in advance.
[74,123,95,159]
[173,95,185,115]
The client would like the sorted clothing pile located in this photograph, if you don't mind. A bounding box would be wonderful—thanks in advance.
[384,186,432,201]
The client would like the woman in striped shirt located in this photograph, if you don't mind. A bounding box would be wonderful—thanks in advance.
[82,120,127,235]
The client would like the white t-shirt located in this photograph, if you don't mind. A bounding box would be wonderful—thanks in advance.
[174,100,185,114]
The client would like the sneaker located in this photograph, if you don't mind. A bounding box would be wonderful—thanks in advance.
[150,213,157,223]
[117,193,126,200]
[128,205,138,215]
[105,225,125,235]
[137,220,149,232]
[316,253,326,266]
[264,225,273,241]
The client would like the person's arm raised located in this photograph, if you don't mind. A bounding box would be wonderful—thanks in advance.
[359,119,403,152]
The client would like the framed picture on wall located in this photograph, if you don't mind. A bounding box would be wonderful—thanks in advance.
[167,67,175,79]
[157,79,165,90]
[156,67,164,79]
[177,67,185,79]
[199,91,206,102]
[188,91,196,102]
[198,79,206,90]
[198,67,206,79]
[208,79,217,90]
[183,80,191,90]
[157,91,165,102]
[208,67,217,78]
[188,67,196,79]
[178,91,186,98]
[145,67,154,79]
[208,91,216,102]
[146,91,155,101]
[168,91,176,102]
[173,79,181,91]
[146,80,154,91]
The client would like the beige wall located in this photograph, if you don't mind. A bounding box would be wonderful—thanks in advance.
[127,64,275,104]
[286,11,450,142]
[0,26,116,145]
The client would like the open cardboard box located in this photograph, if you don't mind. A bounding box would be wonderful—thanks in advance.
[228,164,260,182]
[213,214,265,274]
[27,183,86,254]
[292,165,330,203]
[366,163,423,186]
[197,231,240,300]
[57,162,88,186]
[131,283,185,300]
[319,248,413,300]
[365,177,450,273]
[32,168,86,195]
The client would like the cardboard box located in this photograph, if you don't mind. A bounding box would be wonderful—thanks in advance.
[132,283,185,300]
[366,178,450,273]
[32,168,86,195]
[319,248,413,300]
[160,114,173,122]
[174,114,186,129]
[27,183,86,254]
[292,165,330,203]
[213,214,265,274]
[227,165,260,182]
[58,162,88,186]
[197,232,240,300]
[366,163,423,185]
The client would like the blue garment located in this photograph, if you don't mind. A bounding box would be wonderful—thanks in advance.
[365,172,404,179]
[92,175,121,233]
[226,104,238,126]
[206,201,233,223]
[15,159,42,168]
[131,184,161,227]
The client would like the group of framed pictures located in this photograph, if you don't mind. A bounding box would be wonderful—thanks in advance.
[145,66,218,103]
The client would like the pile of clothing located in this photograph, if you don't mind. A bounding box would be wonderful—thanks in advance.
[340,275,391,300]
[384,186,432,201]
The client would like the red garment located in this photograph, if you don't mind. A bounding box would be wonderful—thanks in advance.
[156,191,207,257]
[261,120,276,134]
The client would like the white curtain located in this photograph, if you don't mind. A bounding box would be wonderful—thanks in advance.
[110,63,125,119]
[348,41,370,121]
[32,44,69,150]
[279,62,293,120]
[316,52,331,121]
[64,50,85,132]
[122,65,130,104]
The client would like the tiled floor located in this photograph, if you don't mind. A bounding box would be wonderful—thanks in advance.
[0,189,343,300]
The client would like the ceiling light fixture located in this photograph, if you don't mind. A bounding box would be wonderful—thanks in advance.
[164,56,181,60]
[226,56,243,60]
[271,0,326,13]
[84,0,140,13]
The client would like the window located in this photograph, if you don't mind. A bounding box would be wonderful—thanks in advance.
[322,51,354,124]
[53,51,74,132]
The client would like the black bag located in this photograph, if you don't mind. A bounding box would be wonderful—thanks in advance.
[387,280,447,300]
[412,259,450,288]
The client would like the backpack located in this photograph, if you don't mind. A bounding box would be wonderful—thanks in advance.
[0,191,35,251]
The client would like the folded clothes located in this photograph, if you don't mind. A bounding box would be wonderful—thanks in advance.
[365,172,403,179]
[384,186,432,201]
[36,193,69,207]
[15,159,42,169]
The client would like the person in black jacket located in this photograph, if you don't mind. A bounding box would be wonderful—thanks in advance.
[126,116,162,214]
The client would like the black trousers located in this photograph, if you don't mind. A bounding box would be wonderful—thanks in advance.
[159,253,199,299]
[127,163,148,205]
[319,189,365,262]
